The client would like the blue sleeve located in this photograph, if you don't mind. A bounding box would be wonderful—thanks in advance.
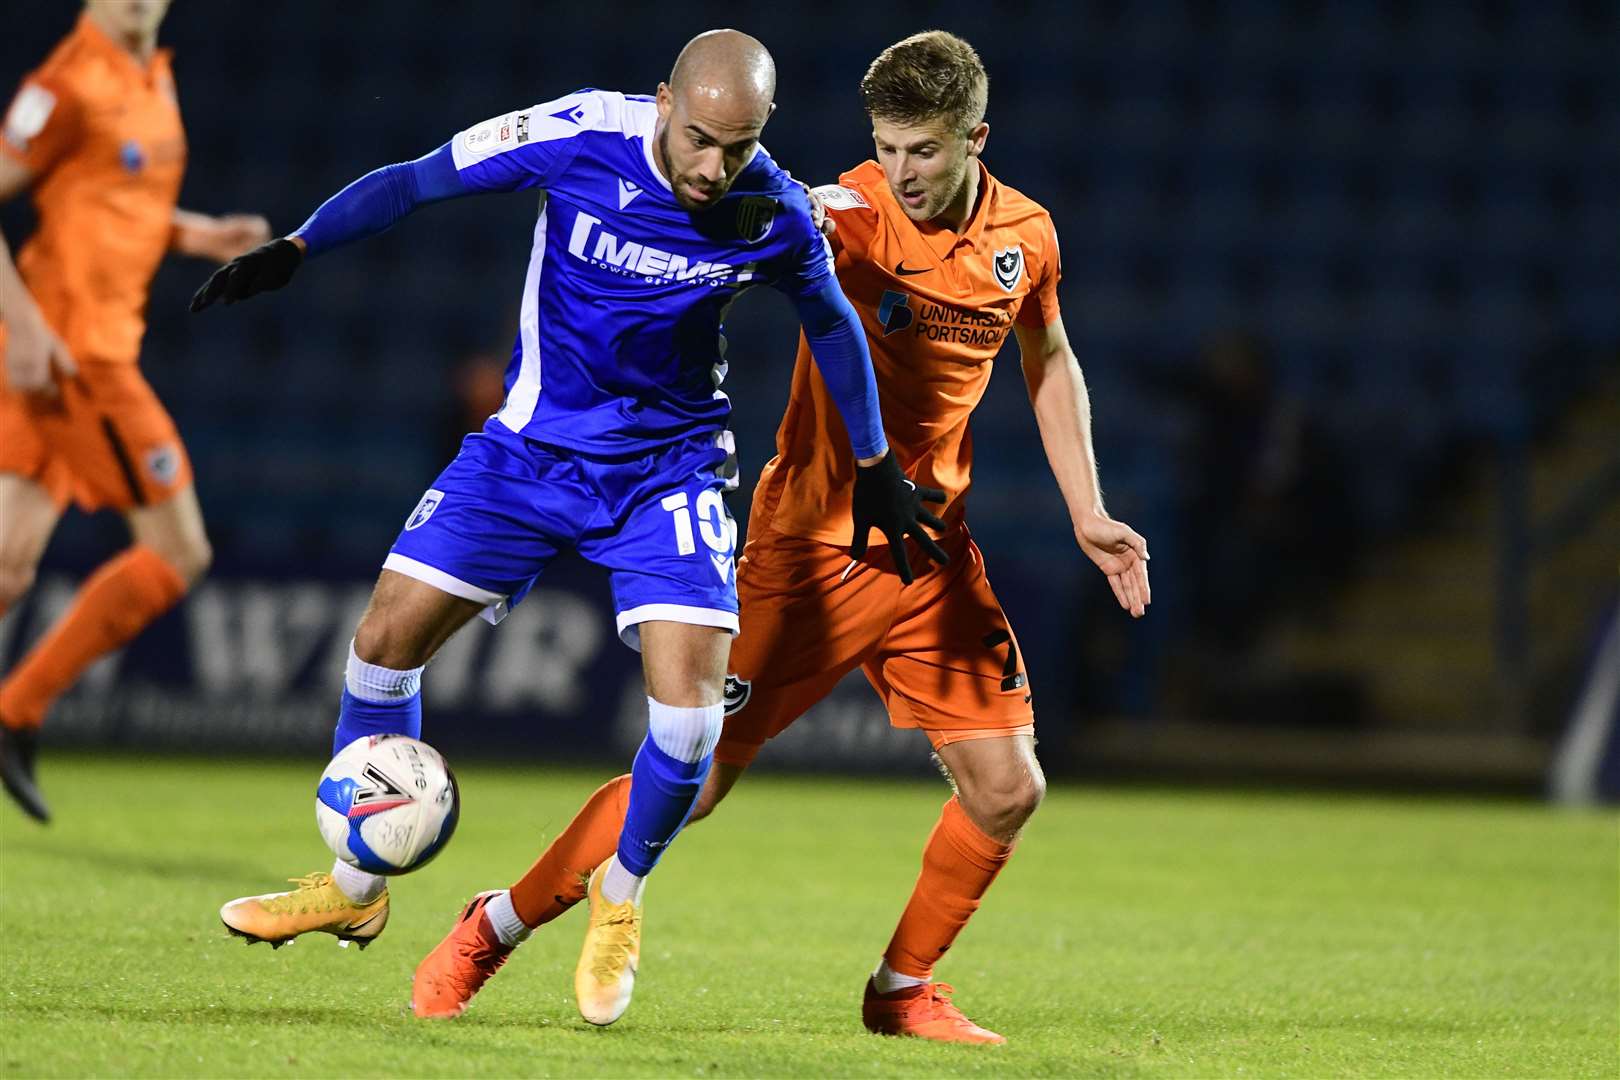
[771,186,838,301]
[291,142,467,257]
[291,94,597,256]
[792,278,888,461]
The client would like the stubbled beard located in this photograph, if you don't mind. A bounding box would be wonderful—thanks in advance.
[901,158,972,222]
[658,127,712,212]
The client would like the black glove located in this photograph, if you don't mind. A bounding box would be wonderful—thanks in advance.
[189,238,303,312]
[850,450,949,585]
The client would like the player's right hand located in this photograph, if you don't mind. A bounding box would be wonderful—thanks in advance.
[189,237,303,311]
[849,450,949,585]
[798,181,835,238]
[3,315,77,398]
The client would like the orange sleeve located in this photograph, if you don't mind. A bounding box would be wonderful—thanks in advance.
[1015,215,1062,328]
[1,75,82,177]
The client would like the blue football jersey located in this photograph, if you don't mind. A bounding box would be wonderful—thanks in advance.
[447,88,834,453]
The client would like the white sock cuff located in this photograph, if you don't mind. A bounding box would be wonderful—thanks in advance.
[484,890,531,946]
[330,858,386,905]
[601,855,647,906]
[646,696,723,764]
[346,639,424,702]
[872,958,928,993]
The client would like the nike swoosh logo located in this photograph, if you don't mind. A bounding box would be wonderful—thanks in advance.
[894,262,930,276]
[348,908,386,931]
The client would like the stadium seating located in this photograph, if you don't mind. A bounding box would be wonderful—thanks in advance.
[6,1,1613,707]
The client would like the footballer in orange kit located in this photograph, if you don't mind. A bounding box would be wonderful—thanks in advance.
[0,1,271,821]
[417,29,1152,1042]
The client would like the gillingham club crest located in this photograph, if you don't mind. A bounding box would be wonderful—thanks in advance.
[992,245,1025,292]
[405,488,444,531]
[736,196,777,244]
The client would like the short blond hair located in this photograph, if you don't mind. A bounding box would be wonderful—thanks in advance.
[859,30,988,135]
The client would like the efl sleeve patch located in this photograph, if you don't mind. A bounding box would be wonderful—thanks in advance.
[812,184,868,211]
[3,83,56,151]
[448,93,603,190]
[452,110,528,168]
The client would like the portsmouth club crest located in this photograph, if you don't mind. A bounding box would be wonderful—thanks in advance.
[736,196,777,244]
[722,673,752,716]
[992,245,1025,292]
[144,444,181,487]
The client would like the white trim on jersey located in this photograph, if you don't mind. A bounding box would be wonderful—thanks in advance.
[615,603,740,652]
[381,553,511,625]
[633,100,673,192]
[450,94,607,172]
[497,199,549,432]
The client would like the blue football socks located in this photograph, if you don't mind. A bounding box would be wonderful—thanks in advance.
[613,698,723,886]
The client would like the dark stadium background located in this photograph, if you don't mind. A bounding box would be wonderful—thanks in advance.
[3,0,1616,795]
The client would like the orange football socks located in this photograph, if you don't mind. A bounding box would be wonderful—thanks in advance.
[0,545,185,729]
[881,795,1015,979]
[509,773,631,928]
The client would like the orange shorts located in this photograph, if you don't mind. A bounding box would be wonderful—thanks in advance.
[717,523,1034,768]
[0,346,192,513]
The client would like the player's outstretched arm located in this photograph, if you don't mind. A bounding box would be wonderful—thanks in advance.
[791,279,948,584]
[1014,316,1151,618]
[171,209,272,264]
[189,143,467,312]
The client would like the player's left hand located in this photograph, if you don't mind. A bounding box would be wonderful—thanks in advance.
[189,237,303,311]
[850,450,949,585]
[1076,512,1151,618]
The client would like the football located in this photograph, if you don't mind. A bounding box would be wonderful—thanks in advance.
[315,735,460,875]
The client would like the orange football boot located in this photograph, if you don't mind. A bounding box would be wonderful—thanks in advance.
[411,892,514,1019]
[861,979,1006,1045]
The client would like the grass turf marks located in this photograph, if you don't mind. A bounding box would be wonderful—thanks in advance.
[1,756,1614,1077]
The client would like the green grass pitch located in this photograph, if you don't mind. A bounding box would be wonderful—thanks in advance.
[1,754,1615,1077]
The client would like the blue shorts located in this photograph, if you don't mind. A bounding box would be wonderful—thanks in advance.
[384,419,738,650]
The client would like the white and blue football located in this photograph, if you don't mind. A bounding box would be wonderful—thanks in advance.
[315,735,459,875]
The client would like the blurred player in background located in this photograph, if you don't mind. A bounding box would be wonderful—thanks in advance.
[196,30,940,1025]
[412,30,1151,1043]
[0,0,270,822]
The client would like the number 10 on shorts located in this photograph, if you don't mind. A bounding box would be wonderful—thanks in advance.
[661,489,735,574]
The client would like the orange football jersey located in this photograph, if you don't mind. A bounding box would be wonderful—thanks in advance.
[749,159,1061,546]
[2,13,186,364]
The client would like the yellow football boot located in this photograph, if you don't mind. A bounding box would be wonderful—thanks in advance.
[573,857,641,1026]
[219,872,389,949]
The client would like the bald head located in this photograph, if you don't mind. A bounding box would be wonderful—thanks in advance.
[654,30,778,210]
[669,29,776,111]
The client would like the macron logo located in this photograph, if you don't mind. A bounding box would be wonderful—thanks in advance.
[618,179,643,209]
